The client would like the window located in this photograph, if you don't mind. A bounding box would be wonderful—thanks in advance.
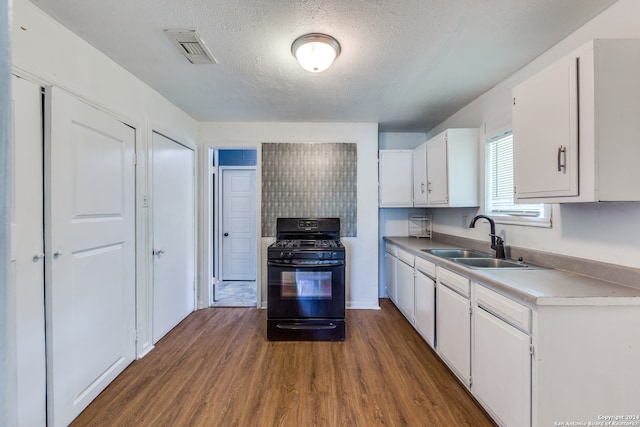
[486,131,551,227]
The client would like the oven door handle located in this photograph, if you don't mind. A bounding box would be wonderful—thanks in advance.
[268,260,344,267]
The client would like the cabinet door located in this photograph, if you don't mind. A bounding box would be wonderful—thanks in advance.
[396,259,415,323]
[415,271,435,348]
[412,143,428,206]
[513,53,579,199]
[379,150,413,207]
[426,132,449,205]
[385,253,397,304]
[437,283,471,386]
[473,307,531,427]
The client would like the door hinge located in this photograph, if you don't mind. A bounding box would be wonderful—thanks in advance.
[469,376,473,387]
[530,344,535,356]
[132,152,138,165]
[469,303,473,315]
[513,97,516,106]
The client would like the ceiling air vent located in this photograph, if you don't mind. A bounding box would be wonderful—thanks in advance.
[165,29,217,64]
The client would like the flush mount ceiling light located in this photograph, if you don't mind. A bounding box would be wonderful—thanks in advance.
[291,33,341,72]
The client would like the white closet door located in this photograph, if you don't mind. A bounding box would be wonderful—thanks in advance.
[221,168,256,281]
[11,75,46,427]
[45,87,136,427]
[151,132,195,343]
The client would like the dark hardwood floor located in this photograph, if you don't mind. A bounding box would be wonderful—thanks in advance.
[71,299,494,426]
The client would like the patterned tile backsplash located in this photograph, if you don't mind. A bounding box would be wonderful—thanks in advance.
[262,142,357,237]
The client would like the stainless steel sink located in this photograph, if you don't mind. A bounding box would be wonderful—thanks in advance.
[423,249,493,258]
[451,257,534,269]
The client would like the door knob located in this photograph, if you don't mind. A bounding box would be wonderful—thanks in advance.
[53,251,63,259]
[223,233,229,237]
[33,253,45,262]
[153,249,165,256]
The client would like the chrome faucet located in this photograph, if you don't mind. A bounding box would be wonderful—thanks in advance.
[469,215,505,259]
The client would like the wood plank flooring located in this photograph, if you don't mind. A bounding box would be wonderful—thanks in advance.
[72,299,494,426]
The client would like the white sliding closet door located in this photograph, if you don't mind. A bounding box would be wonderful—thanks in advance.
[151,132,195,343]
[11,75,46,427]
[45,87,136,427]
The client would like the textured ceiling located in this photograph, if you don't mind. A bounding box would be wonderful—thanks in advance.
[28,0,617,132]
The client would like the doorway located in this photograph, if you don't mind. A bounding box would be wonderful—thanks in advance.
[210,149,258,307]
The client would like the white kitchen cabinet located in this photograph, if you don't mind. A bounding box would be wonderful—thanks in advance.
[384,243,398,304]
[396,248,415,323]
[412,143,428,206]
[473,285,531,427]
[414,257,436,348]
[533,304,640,426]
[436,268,471,386]
[513,39,640,203]
[379,150,413,207]
[414,128,479,207]
[384,238,640,427]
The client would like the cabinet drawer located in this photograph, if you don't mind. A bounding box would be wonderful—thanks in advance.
[438,268,470,298]
[415,257,436,279]
[384,243,397,257]
[397,248,414,267]
[476,285,531,333]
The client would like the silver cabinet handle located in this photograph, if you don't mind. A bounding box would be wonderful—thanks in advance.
[153,249,164,256]
[421,182,425,194]
[53,251,62,259]
[557,145,567,172]
[33,253,45,262]
[427,181,432,193]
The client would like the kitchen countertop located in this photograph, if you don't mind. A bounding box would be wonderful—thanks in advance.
[384,236,640,307]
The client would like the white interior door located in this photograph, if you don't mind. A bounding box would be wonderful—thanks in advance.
[152,132,195,343]
[11,75,46,427]
[45,87,136,427]
[221,168,256,281]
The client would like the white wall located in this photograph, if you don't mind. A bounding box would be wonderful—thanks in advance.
[11,0,200,358]
[379,132,426,150]
[422,0,640,269]
[200,122,380,309]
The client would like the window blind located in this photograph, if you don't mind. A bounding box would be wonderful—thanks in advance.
[487,133,544,217]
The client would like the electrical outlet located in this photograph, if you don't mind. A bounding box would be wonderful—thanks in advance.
[462,215,469,228]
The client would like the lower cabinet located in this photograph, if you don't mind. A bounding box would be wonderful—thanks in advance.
[384,244,398,304]
[436,269,471,387]
[473,306,531,427]
[396,254,415,323]
[414,259,436,348]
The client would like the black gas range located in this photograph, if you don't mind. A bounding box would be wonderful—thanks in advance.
[267,218,346,341]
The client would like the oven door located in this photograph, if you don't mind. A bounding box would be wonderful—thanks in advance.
[267,260,345,319]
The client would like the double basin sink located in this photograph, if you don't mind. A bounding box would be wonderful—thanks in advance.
[422,249,538,269]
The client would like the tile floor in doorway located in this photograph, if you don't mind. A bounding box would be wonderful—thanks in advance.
[212,281,257,307]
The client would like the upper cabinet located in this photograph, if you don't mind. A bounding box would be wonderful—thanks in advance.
[513,39,640,203]
[412,143,428,206]
[378,150,414,207]
[414,128,479,207]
